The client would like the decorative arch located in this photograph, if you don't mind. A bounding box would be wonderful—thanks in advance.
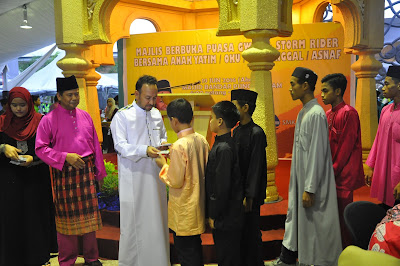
[330,0,365,50]
[83,0,120,44]
[292,0,382,51]
[129,17,160,33]
[330,0,383,51]
[313,1,330,22]
[92,1,218,65]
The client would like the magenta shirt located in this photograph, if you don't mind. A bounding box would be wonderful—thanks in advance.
[35,105,106,180]
[366,103,400,206]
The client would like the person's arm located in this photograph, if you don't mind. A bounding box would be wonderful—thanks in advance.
[244,129,267,203]
[88,114,106,180]
[158,145,187,188]
[366,106,387,170]
[303,113,328,207]
[365,106,386,186]
[209,144,233,219]
[160,116,168,144]
[331,110,361,178]
[35,117,68,170]
[110,111,150,161]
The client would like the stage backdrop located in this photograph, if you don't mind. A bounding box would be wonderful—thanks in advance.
[125,23,351,158]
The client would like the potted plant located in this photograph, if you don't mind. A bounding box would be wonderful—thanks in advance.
[98,160,120,211]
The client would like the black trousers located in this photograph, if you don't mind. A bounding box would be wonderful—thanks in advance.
[279,244,298,264]
[212,228,241,266]
[172,231,204,266]
[241,208,264,266]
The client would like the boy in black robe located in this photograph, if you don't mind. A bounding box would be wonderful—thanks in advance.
[232,89,267,266]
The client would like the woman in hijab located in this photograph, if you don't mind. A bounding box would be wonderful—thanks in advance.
[102,98,118,153]
[105,97,118,122]
[0,87,57,266]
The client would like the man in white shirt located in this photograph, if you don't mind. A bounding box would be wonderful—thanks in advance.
[110,75,170,266]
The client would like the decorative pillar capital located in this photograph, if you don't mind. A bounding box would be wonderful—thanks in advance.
[350,47,380,164]
[86,61,102,85]
[350,49,382,79]
[85,60,103,143]
[242,30,280,71]
[217,0,293,37]
[57,44,90,78]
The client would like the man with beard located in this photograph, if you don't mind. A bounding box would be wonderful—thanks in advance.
[110,75,170,266]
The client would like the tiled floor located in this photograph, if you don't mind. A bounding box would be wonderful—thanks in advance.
[48,255,221,266]
[49,256,118,266]
[48,255,273,265]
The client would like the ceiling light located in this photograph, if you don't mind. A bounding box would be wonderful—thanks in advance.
[20,4,32,29]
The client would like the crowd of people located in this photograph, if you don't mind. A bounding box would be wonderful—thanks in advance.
[1,65,400,266]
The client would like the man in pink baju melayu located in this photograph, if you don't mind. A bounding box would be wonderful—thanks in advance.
[36,75,106,266]
[366,65,400,208]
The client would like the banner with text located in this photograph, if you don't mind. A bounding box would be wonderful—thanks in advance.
[125,23,351,157]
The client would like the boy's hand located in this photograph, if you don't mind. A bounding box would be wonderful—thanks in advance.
[208,218,215,229]
[365,165,373,187]
[302,191,314,208]
[146,146,160,158]
[155,154,167,168]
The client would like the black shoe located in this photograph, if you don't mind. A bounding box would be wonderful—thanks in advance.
[83,260,103,266]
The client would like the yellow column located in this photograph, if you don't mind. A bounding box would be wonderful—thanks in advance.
[53,0,119,141]
[216,0,293,202]
[56,44,90,112]
[242,30,281,202]
[351,49,382,163]
[85,62,103,142]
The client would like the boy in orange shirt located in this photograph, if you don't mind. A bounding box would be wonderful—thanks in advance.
[155,98,209,266]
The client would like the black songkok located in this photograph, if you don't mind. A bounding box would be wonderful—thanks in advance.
[386,65,400,80]
[231,89,258,105]
[292,67,318,88]
[56,75,79,93]
[157,80,171,93]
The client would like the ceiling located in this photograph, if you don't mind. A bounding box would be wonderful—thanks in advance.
[0,0,55,65]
